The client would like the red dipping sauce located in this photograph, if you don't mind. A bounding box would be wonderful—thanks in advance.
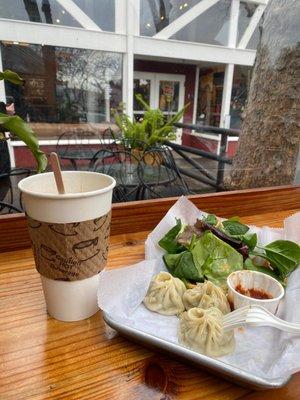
[235,284,273,300]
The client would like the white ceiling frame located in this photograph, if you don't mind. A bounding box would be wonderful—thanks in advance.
[0,19,126,52]
[56,0,101,31]
[153,0,220,39]
[134,36,256,66]
[244,0,268,4]
[238,4,267,49]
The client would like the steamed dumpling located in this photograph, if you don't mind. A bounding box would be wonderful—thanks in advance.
[183,280,230,314]
[178,307,235,357]
[143,271,186,315]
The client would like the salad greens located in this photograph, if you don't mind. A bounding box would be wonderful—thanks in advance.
[159,214,300,287]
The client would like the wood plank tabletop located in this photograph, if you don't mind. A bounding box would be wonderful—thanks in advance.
[0,190,300,399]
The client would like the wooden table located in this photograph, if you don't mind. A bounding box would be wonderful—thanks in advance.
[0,186,300,399]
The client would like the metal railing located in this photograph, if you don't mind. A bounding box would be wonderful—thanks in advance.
[165,123,240,191]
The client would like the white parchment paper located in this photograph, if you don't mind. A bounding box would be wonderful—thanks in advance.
[98,197,300,380]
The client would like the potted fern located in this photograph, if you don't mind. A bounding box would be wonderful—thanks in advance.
[112,94,188,165]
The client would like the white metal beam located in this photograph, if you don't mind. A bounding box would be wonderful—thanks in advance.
[154,0,220,39]
[238,4,266,49]
[0,46,5,103]
[0,19,126,52]
[122,0,135,119]
[244,0,268,4]
[219,0,240,131]
[56,0,102,31]
[227,0,240,48]
[192,66,200,125]
[134,36,256,66]
[115,0,127,34]
[220,63,234,129]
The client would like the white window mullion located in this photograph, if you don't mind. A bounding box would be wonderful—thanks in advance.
[219,0,240,131]
[115,0,127,34]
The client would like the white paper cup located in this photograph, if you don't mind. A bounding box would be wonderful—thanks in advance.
[227,270,284,314]
[19,171,116,322]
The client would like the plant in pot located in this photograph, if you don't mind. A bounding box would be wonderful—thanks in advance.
[0,70,47,173]
[112,94,188,165]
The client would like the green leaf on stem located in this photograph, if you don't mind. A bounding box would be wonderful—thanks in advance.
[264,240,300,279]
[223,220,249,236]
[0,70,24,85]
[0,113,47,172]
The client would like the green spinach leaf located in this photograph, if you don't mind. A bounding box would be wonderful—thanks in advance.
[195,231,243,287]
[223,220,249,236]
[173,251,203,282]
[264,240,300,279]
[203,214,217,226]
[232,232,257,250]
[158,219,185,253]
[163,253,182,274]
[244,257,281,281]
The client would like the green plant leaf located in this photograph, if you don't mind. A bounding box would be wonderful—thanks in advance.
[163,253,182,274]
[223,220,249,236]
[200,231,244,287]
[0,70,24,85]
[0,113,47,172]
[264,240,300,279]
[244,257,281,281]
[233,232,257,250]
[173,250,203,282]
[203,214,218,226]
[158,219,185,254]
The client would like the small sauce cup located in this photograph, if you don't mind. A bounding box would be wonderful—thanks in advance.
[227,270,284,314]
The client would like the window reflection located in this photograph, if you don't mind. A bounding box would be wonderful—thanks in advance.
[0,0,115,31]
[1,42,122,126]
[196,67,225,127]
[0,0,80,27]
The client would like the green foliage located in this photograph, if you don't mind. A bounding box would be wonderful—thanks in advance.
[223,219,249,236]
[0,70,47,172]
[112,94,189,149]
[158,219,185,254]
[263,240,300,280]
[0,113,47,173]
[203,214,218,225]
[0,70,24,85]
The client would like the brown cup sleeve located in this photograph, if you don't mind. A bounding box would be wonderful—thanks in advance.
[26,211,111,281]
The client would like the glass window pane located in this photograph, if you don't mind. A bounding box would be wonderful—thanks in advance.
[133,78,151,111]
[140,0,198,37]
[140,0,231,46]
[230,65,252,129]
[1,42,122,127]
[72,0,115,32]
[159,81,179,113]
[0,0,81,27]
[171,0,231,45]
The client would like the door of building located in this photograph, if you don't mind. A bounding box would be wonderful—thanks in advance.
[133,72,185,121]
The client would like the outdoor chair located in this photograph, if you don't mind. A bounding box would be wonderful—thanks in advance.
[91,149,144,202]
[0,200,23,215]
[138,146,190,199]
[56,128,116,171]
